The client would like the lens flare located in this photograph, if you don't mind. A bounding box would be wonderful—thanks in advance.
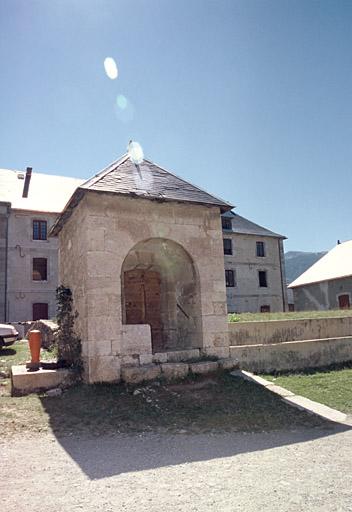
[114,94,134,123]
[116,94,128,109]
[128,141,144,164]
[104,57,118,79]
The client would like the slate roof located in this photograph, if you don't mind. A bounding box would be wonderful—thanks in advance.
[81,154,232,210]
[222,210,286,239]
[51,154,233,235]
[288,240,352,288]
[0,168,83,213]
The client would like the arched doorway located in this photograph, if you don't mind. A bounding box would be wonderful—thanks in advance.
[121,238,202,353]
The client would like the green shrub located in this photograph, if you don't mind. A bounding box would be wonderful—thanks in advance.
[56,285,82,372]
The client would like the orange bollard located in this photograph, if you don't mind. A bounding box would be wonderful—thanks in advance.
[27,330,42,371]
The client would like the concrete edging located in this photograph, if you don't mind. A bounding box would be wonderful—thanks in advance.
[230,369,351,426]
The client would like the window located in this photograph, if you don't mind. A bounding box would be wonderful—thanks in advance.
[256,241,265,257]
[260,305,270,313]
[223,238,233,255]
[258,270,267,287]
[33,258,47,281]
[222,217,232,230]
[338,294,350,309]
[33,303,48,321]
[33,220,47,240]
[225,269,235,287]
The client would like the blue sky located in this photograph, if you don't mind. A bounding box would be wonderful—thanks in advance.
[1,0,351,252]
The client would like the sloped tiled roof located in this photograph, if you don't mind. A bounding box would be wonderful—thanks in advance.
[222,210,285,239]
[51,154,233,235]
[81,154,232,210]
[288,240,352,288]
[0,168,83,213]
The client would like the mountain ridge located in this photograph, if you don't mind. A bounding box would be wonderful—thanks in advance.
[284,250,327,284]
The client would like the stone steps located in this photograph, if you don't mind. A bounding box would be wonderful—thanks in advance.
[121,358,239,384]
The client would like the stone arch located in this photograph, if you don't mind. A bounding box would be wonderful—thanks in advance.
[121,238,202,353]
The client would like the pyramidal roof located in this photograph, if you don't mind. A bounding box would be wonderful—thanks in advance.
[81,154,232,209]
[288,240,352,288]
[51,154,233,235]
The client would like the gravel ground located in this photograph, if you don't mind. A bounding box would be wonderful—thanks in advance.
[1,426,352,512]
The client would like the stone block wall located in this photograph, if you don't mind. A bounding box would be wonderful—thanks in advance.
[58,192,229,383]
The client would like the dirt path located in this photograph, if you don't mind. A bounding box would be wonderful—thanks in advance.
[1,426,352,512]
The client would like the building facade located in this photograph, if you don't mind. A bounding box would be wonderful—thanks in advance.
[289,240,352,311]
[0,167,83,322]
[221,211,288,313]
[0,202,10,323]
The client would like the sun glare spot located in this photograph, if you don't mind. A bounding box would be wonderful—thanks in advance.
[128,141,144,164]
[104,57,118,80]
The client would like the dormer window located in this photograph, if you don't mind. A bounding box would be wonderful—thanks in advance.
[222,217,232,230]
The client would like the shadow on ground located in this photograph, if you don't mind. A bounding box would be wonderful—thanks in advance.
[54,426,350,480]
[39,373,351,479]
[0,348,16,356]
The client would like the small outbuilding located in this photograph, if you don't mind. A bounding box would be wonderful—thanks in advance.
[288,240,352,311]
[51,153,233,383]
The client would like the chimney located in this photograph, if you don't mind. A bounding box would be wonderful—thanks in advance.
[22,167,32,198]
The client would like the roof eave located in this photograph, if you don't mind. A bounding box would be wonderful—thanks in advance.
[288,273,352,289]
[230,229,286,239]
[86,188,233,212]
[49,188,86,237]
[50,187,233,236]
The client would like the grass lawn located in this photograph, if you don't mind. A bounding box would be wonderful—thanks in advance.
[263,366,352,414]
[228,309,352,322]
[0,342,329,438]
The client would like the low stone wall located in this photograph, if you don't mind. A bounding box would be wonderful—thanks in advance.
[230,336,352,373]
[229,316,352,346]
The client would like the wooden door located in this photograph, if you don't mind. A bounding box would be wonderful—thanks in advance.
[338,294,350,309]
[124,269,163,352]
[32,303,48,321]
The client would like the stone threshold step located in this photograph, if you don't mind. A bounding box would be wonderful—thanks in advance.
[121,358,239,384]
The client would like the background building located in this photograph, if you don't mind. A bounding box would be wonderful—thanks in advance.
[288,240,352,311]
[221,211,288,313]
[0,167,82,322]
[1,163,288,322]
